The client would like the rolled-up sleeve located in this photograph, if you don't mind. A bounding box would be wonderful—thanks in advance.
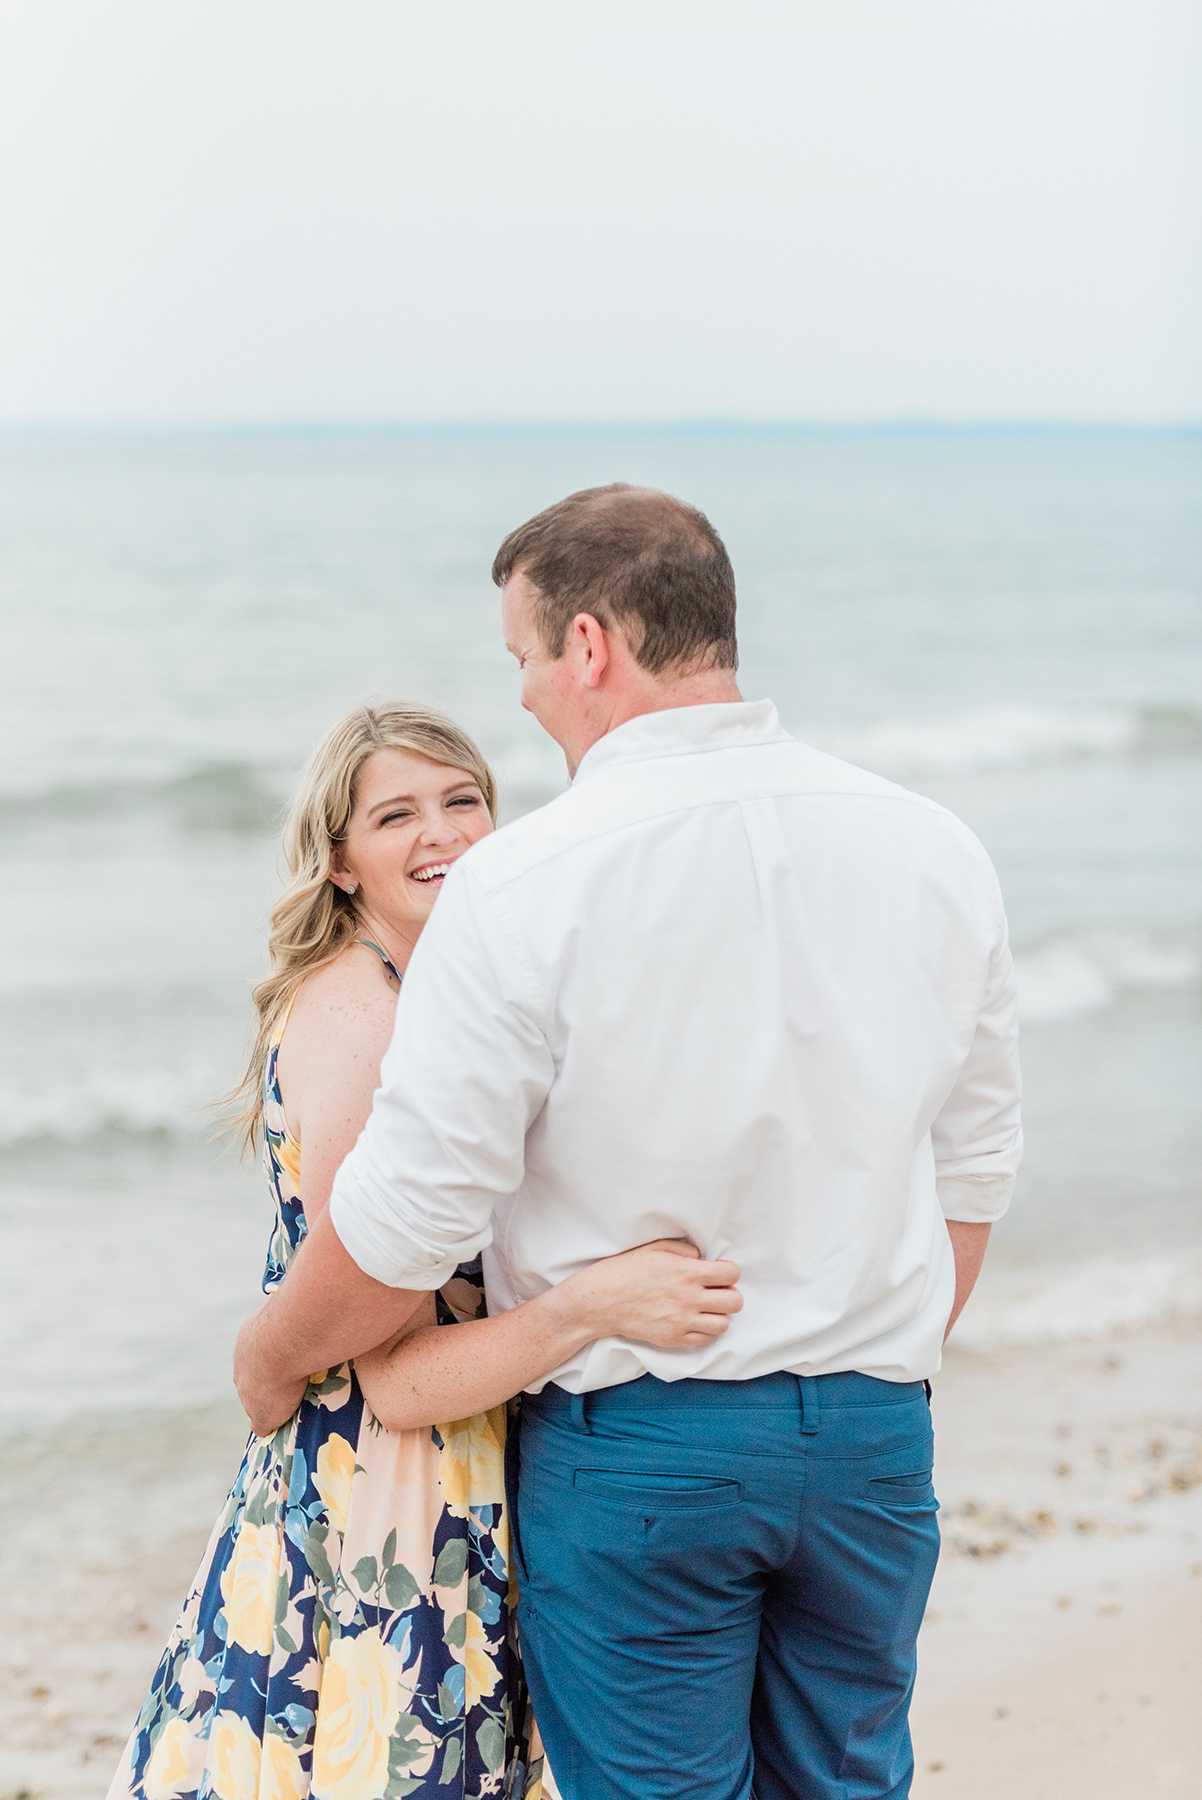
[328,862,554,1288]
[931,917,1023,1224]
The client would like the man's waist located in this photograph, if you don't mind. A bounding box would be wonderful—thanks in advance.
[527,1368,926,1413]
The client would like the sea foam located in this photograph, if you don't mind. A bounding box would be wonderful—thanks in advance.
[1013,925,1200,1026]
[952,1251,1202,1352]
[808,702,1202,782]
[2,704,1198,830]
[812,705,1139,778]
[0,1069,214,1150]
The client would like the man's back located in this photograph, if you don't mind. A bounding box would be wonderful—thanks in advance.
[275,485,1025,1800]
[331,698,1021,1389]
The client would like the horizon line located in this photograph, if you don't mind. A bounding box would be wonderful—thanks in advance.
[1,415,1200,439]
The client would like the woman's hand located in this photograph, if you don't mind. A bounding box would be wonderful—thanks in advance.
[345,1240,743,1435]
[551,1239,742,1349]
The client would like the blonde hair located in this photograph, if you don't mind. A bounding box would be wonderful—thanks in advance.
[230,701,498,1149]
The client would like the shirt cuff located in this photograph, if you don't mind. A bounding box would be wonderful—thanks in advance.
[937,1172,1015,1224]
[328,1184,456,1290]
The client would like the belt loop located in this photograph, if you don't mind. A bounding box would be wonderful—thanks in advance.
[798,1375,820,1436]
[569,1391,593,1435]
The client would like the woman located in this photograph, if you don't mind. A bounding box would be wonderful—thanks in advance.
[108,703,727,1800]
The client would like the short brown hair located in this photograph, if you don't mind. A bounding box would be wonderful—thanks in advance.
[491,484,738,676]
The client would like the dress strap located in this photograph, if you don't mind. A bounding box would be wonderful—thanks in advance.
[269,989,299,1052]
[355,937,404,984]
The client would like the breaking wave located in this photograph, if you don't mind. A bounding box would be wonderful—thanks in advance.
[2,704,1198,833]
[493,703,1202,811]
[1013,924,1200,1026]
[952,1251,1202,1353]
[0,1071,217,1151]
[809,702,1202,781]
[0,761,287,836]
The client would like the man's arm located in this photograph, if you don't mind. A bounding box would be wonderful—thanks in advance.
[234,1209,430,1436]
[932,907,1023,1228]
[930,880,1020,1344]
[944,1220,991,1342]
[234,863,555,1434]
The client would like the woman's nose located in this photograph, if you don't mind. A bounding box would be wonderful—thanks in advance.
[418,809,458,844]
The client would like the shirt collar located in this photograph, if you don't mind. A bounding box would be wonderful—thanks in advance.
[572,699,791,786]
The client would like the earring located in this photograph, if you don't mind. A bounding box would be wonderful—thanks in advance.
[345,883,357,896]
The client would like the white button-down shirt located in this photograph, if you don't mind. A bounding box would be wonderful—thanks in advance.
[330,700,1022,1388]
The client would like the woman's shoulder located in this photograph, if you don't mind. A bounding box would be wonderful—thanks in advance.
[285,944,399,1043]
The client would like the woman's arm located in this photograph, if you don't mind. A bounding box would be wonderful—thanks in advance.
[355,1240,742,1431]
[235,954,429,1436]
[276,950,401,1231]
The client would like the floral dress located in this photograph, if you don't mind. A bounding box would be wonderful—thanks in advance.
[107,998,551,1800]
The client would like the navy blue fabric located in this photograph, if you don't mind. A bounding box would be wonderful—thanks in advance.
[509,1371,940,1800]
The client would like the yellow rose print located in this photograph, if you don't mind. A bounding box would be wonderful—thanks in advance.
[314,1433,357,1536]
[437,1406,506,1518]
[311,1627,401,1800]
[218,1519,279,1656]
[142,1717,194,1800]
[437,1423,472,1517]
[279,1132,302,1193]
[463,1611,501,1707]
[210,1712,263,1800]
[110,1065,535,1800]
[262,1730,308,1800]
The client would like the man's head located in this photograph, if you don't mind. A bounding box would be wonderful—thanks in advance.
[493,484,741,771]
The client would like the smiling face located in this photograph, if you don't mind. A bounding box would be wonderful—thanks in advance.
[328,747,494,952]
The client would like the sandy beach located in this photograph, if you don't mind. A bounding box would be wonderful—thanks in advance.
[911,1319,1202,1799]
[1,1317,1198,1800]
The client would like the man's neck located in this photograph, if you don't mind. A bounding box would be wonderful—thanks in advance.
[567,669,743,774]
[617,667,744,721]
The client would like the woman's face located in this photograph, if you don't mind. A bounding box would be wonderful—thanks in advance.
[330,748,494,943]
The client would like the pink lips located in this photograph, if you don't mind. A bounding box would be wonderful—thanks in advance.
[409,855,460,884]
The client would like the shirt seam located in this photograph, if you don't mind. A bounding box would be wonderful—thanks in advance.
[457,859,545,1017]
[471,785,981,895]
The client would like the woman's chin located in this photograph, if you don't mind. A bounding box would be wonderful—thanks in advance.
[406,876,444,909]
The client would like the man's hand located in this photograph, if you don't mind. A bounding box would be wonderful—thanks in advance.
[232,1207,429,1435]
[234,1302,312,1438]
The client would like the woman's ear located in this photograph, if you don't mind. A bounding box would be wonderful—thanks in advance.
[328,847,353,889]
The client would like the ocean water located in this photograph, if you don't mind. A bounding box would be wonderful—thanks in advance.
[1,426,1200,1423]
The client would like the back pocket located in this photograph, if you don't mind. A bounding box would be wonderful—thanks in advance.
[573,1469,742,1511]
[867,1469,936,1510]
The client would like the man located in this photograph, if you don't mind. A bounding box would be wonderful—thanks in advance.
[236,484,1021,1800]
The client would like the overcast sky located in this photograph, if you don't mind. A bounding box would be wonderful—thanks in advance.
[1,0,1198,424]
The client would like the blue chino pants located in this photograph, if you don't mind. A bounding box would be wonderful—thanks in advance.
[509,1370,940,1800]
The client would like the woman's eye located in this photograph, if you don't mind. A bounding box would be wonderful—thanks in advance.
[449,795,481,809]
[378,810,414,827]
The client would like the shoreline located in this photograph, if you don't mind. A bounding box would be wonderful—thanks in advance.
[1,1320,1199,1798]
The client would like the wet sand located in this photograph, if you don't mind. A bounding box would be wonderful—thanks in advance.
[911,1580,1201,1798]
[913,1317,1202,1798]
[0,1401,250,1800]
[1,1321,1199,1799]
